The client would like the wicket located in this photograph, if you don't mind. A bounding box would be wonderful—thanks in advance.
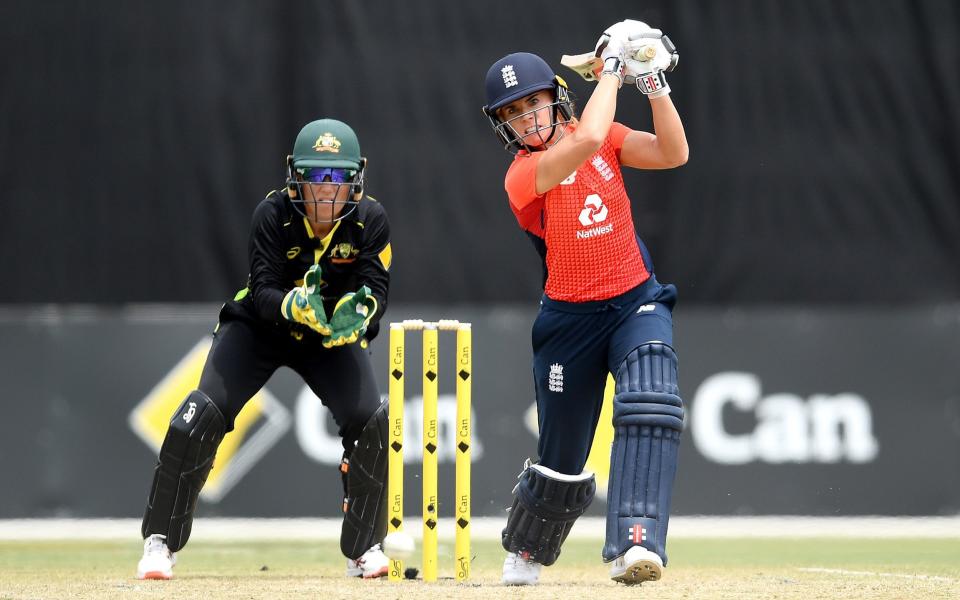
[387,319,472,582]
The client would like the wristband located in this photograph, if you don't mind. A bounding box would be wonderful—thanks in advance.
[636,70,670,97]
[601,56,624,88]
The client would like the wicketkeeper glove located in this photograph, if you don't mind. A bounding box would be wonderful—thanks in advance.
[321,286,378,348]
[280,264,333,336]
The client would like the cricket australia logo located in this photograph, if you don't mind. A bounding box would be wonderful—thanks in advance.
[548,363,564,393]
[330,242,359,263]
[501,65,518,88]
[313,133,341,153]
[627,524,647,543]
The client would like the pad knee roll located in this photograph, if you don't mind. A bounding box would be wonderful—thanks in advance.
[340,401,389,559]
[141,390,225,552]
[603,343,683,563]
[501,463,596,566]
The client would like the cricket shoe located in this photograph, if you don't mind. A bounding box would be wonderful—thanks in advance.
[136,534,176,580]
[345,543,389,579]
[501,551,541,585]
[609,545,663,585]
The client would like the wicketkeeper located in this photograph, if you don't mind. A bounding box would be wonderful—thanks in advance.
[136,118,394,580]
[482,18,689,586]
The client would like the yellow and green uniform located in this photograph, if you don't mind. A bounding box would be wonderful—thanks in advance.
[223,188,391,341]
[195,188,392,447]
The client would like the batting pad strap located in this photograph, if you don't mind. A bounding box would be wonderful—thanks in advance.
[613,391,684,430]
[501,464,595,566]
[141,390,225,552]
[340,401,389,560]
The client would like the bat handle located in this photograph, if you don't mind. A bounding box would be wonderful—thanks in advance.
[632,45,657,61]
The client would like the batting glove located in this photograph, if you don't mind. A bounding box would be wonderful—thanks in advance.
[281,265,333,335]
[592,20,641,87]
[592,36,625,87]
[622,30,678,98]
[321,286,378,348]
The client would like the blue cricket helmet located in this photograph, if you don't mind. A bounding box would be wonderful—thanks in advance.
[482,52,574,154]
[484,52,560,112]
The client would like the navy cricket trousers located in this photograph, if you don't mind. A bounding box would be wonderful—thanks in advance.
[532,276,677,475]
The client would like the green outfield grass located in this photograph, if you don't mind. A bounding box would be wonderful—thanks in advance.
[1,538,958,599]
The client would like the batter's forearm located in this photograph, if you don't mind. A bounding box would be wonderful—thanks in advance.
[649,96,688,166]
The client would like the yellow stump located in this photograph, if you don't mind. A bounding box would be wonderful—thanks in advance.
[387,325,405,581]
[422,326,439,582]
[455,325,472,581]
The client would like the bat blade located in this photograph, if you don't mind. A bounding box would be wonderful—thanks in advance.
[561,51,602,82]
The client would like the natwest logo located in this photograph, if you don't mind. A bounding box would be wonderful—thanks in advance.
[690,372,879,464]
[578,194,608,226]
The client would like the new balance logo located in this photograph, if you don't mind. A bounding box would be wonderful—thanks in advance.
[501,65,518,88]
[183,401,197,423]
[548,363,564,393]
[637,304,655,313]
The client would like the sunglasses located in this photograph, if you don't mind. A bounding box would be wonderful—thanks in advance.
[298,167,354,184]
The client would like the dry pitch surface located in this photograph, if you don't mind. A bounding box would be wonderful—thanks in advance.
[2,538,959,600]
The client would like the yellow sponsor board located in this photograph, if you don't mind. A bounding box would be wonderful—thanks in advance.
[128,338,291,503]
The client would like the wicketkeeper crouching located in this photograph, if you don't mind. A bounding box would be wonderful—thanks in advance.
[136,118,395,580]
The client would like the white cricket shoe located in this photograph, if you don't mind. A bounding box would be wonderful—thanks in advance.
[345,543,389,579]
[609,545,663,585]
[502,551,541,585]
[136,534,176,580]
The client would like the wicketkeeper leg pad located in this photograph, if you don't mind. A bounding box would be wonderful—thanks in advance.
[340,401,389,559]
[501,462,596,566]
[141,390,225,552]
[603,343,684,564]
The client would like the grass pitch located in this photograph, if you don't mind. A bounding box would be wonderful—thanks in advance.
[1,537,958,599]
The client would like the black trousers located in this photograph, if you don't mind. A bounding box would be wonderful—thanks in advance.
[198,318,382,453]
